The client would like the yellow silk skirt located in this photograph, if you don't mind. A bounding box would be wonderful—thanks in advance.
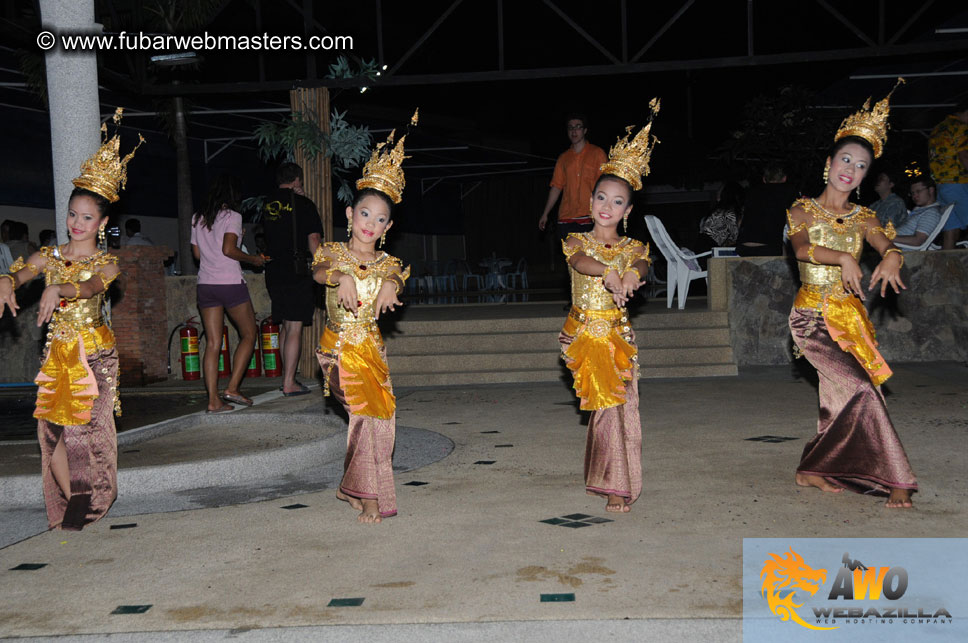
[794,285,892,386]
[34,325,116,427]
[559,307,637,411]
[318,324,395,419]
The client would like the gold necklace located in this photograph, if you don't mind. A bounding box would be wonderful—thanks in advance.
[586,232,625,251]
[809,198,859,219]
[805,199,862,234]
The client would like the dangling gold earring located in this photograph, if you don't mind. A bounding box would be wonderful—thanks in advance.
[822,160,830,184]
[379,230,386,248]
[347,221,352,239]
[623,211,629,233]
[856,184,861,200]
[98,226,106,247]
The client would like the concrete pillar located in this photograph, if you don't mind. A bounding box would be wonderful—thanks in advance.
[39,0,101,244]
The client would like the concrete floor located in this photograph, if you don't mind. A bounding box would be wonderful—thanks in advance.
[0,362,965,641]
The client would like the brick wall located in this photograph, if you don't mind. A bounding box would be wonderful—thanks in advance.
[112,246,173,385]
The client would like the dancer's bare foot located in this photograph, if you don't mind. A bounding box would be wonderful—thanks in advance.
[885,488,914,509]
[606,494,630,513]
[336,489,363,511]
[795,472,843,493]
[358,499,382,524]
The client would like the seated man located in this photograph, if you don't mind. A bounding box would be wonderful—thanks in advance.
[870,171,908,228]
[894,177,943,247]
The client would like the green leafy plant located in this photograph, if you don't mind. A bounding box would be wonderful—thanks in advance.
[253,55,380,203]
[254,109,371,205]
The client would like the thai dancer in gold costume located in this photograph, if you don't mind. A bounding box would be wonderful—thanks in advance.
[560,100,659,513]
[0,108,143,529]
[311,111,415,523]
[786,80,917,508]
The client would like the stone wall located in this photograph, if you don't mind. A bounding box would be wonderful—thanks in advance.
[708,251,968,365]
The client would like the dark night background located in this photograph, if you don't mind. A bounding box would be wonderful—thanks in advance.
[1,1,966,254]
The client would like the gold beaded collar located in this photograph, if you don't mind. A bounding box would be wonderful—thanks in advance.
[801,198,865,234]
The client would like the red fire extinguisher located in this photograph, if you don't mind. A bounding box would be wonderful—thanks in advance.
[179,317,201,381]
[246,333,261,378]
[261,317,281,377]
[217,325,232,378]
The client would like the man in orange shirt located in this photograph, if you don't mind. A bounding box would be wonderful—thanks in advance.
[538,113,607,239]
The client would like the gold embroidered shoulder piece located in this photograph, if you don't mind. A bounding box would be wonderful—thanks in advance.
[310,244,330,269]
[96,255,121,288]
[9,255,40,275]
[625,238,652,266]
[561,233,585,260]
[786,209,808,237]
[867,221,897,240]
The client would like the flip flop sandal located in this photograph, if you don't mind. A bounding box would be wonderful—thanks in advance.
[205,404,234,414]
[282,384,311,397]
[220,392,253,406]
[278,379,305,392]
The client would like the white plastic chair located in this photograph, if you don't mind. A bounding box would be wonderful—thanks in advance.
[897,203,952,251]
[456,260,484,292]
[505,258,529,289]
[644,215,710,309]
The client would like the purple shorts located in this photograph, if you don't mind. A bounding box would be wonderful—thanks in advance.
[197,282,251,309]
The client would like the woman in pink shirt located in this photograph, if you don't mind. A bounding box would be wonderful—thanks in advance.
[191,175,266,412]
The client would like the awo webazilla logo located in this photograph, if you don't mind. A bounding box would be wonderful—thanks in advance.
[759,547,954,631]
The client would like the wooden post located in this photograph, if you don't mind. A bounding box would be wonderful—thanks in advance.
[289,87,333,379]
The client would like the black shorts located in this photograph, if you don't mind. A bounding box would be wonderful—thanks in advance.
[265,272,316,324]
[196,282,251,310]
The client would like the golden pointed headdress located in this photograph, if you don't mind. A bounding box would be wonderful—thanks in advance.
[599,98,661,191]
[72,108,145,203]
[834,78,904,159]
[356,108,419,204]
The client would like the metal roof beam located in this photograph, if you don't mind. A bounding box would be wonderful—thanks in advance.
[543,0,620,65]
[631,0,695,63]
[141,39,968,94]
[889,0,935,45]
[815,0,876,47]
[387,0,464,76]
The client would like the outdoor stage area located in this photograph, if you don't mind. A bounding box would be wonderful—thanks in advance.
[0,352,965,640]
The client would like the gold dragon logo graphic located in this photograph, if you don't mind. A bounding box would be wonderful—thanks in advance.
[760,548,838,631]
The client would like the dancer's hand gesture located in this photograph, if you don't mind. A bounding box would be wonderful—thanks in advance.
[337,274,359,316]
[0,278,17,318]
[602,268,623,294]
[620,270,645,299]
[839,255,865,301]
[869,252,906,298]
[374,281,402,320]
[37,284,66,326]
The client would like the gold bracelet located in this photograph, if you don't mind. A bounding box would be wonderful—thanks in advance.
[883,247,904,268]
[601,268,618,282]
[807,244,821,265]
[63,280,81,302]
[324,268,341,287]
[623,267,642,281]
[0,274,15,291]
